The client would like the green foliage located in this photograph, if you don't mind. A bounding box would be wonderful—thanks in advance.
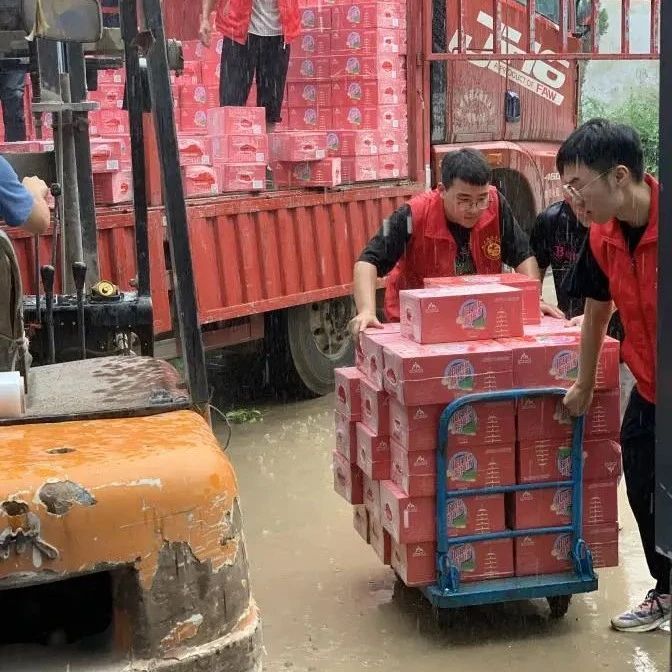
[581,89,659,176]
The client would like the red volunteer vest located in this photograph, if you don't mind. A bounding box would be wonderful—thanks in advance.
[215,0,301,45]
[384,187,502,321]
[589,174,658,403]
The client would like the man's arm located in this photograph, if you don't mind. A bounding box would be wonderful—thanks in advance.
[21,176,50,235]
[199,0,217,45]
[564,298,613,415]
[349,204,411,338]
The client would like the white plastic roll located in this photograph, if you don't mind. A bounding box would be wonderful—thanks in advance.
[0,371,25,418]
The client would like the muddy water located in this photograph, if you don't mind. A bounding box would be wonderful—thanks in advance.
[223,394,670,672]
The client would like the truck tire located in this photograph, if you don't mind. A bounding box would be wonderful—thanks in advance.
[268,298,356,398]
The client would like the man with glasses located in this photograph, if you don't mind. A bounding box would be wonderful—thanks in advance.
[560,118,668,632]
[350,148,549,335]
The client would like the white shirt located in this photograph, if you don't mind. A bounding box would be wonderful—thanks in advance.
[248,0,282,36]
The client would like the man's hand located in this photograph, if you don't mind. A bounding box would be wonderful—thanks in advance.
[199,15,213,46]
[568,314,584,327]
[349,311,383,341]
[540,300,565,319]
[563,381,594,417]
[22,176,49,201]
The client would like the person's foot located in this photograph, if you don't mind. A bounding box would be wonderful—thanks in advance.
[611,590,671,632]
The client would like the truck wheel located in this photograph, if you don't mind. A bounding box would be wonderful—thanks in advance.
[268,298,356,398]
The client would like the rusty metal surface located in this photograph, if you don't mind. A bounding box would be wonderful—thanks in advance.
[0,356,188,425]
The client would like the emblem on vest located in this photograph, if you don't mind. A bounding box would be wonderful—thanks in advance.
[482,235,501,261]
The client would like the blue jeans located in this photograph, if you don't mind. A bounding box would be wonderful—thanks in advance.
[0,67,27,142]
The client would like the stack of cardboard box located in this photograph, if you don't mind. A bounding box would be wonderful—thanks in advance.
[334,273,621,587]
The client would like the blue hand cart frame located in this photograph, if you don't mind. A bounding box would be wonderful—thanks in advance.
[421,387,597,611]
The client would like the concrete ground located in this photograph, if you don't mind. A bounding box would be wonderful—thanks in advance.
[224,388,669,672]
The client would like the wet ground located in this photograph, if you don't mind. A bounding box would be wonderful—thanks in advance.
[221,387,670,672]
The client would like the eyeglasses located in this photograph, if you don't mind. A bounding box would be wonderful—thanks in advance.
[455,195,490,212]
[562,169,613,206]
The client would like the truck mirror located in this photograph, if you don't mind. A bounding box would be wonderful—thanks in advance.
[22,0,102,43]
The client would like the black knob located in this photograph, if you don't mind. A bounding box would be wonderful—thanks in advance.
[40,264,55,293]
[50,183,62,198]
[72,261,87,292]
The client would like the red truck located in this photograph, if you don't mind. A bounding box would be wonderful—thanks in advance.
[8,0,659,396]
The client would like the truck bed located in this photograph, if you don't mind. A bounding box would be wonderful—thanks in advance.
[8,182,419,335]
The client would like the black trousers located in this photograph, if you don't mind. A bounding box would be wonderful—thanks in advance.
[0,66,26,142]
[621,387,671,594]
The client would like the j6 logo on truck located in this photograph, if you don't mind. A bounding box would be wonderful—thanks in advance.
[449,11,569,106]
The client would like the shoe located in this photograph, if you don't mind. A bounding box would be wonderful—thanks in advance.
[611,590,671,632]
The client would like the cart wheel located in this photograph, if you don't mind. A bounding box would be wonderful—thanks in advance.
[548,595,572,618]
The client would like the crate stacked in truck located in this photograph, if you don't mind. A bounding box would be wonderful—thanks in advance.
[273,0,409,186]
[333,277,621,588]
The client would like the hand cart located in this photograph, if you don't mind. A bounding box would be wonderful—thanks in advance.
[420,387,597,618]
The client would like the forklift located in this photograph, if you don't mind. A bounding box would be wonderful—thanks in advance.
[0,1,262,670]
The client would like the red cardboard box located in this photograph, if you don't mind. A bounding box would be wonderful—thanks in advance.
[378,80,407,106]
[341,156,378,182]
[93,170,133,204]
[506,334,620,390]
[331,79,379,107]
[90,138,124,170]
[333,450,364,504]
[211,135,268,163]
[217,164,266,192]
[200,61,220,87]
[269,132,327,162]
[356,422,391,480]
[179,84,219,108]
[363,475,381,519]
[286,107,333,131]
[332,105,377,130]
[330,54,404,79]
[88,83,125,109]
[445,400,515,447]
[90,109,128,136]
[178,136,212,166]
[300,6,332,30]
[360,377,390,434]
[382,337,514,406]
[523,315,581,336]
[400,285,524,344]
[182,165,219,196]
[370,514,392,564]
[272,158,342,187]
[333,2,404,29]
[517,436,622,484]
[390,439,435,497]
[179,61,202,85]
[377,130,404,154]
[207,106,265,136]
[353,505,369,543]
[585,523,619,568]
[380,480,434,544]
[448,538,515,582]
[378,104,407,129]
[515,533,572,576]
[326,130,378,157]
[296,30,332,56]
[392,541,435,587]
[97,68,124,84]
[180,107,209,134]
[378,154,406,179]
[425,273,541,326]
[287,56,331,81]
[447,443,516,490]
[389,399,442,452]
[331,29,378,54]
[447,494,506,537]
[517,388,621,441]
[511,480,617,529]
[335,366,363,420]
[335,411,357,462]
[286,81,332,108]
[357,323,400,387]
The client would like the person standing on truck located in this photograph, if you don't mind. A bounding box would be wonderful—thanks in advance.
[350,148,560,335]
[198,0,300,134]
[560,119,669,632]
